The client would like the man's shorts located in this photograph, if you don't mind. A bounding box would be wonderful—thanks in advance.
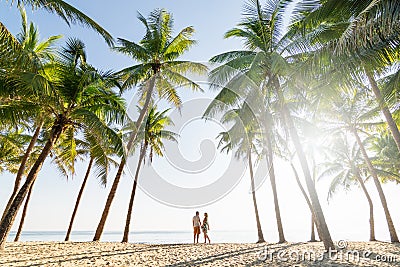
[193,226,200,235]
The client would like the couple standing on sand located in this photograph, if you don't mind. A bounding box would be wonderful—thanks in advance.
[192,211,211,244]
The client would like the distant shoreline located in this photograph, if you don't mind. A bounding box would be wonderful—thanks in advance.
[6,230,262,244]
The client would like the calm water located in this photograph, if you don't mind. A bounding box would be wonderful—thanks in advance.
[7,230,259,243]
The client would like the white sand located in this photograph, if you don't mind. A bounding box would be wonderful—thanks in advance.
[1,241,400,266]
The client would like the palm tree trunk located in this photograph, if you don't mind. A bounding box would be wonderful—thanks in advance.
[310,216,316,242]
[0,122,62,250]
[290,163,319,241]
[265,137,285,243]
[353,166,375,241]
[310,166,317,242]
[122,144,146,243]
[65,157,94,241]
[1,122,43,223]
[93,76,156,241]
[14,181,35,242]
[282,106,334,250]
[248,151,265,243]
[93,158,126,241]
[353,129,398,242]
[365,69,400,153]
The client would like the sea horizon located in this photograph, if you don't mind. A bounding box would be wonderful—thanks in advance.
[7,230,260,244]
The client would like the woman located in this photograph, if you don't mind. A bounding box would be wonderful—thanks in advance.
[201,212,211,244]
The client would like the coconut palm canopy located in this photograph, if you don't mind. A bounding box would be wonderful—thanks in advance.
[0,0,400,250]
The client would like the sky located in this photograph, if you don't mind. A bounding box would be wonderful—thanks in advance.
[1,0,400,243]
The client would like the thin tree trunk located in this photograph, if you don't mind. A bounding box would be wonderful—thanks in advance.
[93,76,156,241]
[365,69,400,153]
[290,163,319,241]
[282,106,334,250]
[14,181,35,242]
[122,144,146,243]
[310,166,317,242]
[248,151,265,243]
[0,122,62,249]
[265,137,285,243]
[1,122,43,223]
[310,216,316,242]
[353,166,375,241]
[353,129,398,242]
[65,157,94,241]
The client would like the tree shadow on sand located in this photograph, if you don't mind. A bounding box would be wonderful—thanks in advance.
[0,243,192,266]
[166,243,301,267]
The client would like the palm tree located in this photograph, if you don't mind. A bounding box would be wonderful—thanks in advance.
[122,107,178,242]
[64,158,93,241]
[0,38,125,249]
[1,6,60,224]
[353,129,398,242]
[293,0,400,153]
[289,161,318,241]
[13,179,35,242]
[261,108,286,243]
[318,132,376,241]
[4,1,114,45]
[92,8,207,241]
[206,0,333,249]
[318,85,399,242]
[280,133,321,242]
[64,130,121,241]
[217,105,265,243]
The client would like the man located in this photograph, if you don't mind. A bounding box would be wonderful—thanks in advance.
[192,211,201,244]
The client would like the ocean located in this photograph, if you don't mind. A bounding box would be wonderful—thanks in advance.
[7,230,259,244]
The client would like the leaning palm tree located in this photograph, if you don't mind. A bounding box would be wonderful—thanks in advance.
[0,38,125,249]
[318,132,376,241]
[1,7,61,224]
[353,129,399,242]
[122,107,178,242]
[93,8,207,241]
[64,131,121,241]
[318,85,399,242]
[206,0,333,249]
[217,105,265,243]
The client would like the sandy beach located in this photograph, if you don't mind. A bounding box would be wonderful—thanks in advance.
[1,241,399,266]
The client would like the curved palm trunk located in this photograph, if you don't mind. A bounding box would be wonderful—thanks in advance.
[282,106,334,250]
[93,76,156,241]
[65,157,94,241]
[0,122,62,250]
[353,167,375,241]
[290,163,319,241]
[365,69,400,153]
[1,122,43,223]
[265,137,285,243]
[353,129,398,242]
[248,151,265,243]
[14,181,36,242]
[122,144,146,243]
